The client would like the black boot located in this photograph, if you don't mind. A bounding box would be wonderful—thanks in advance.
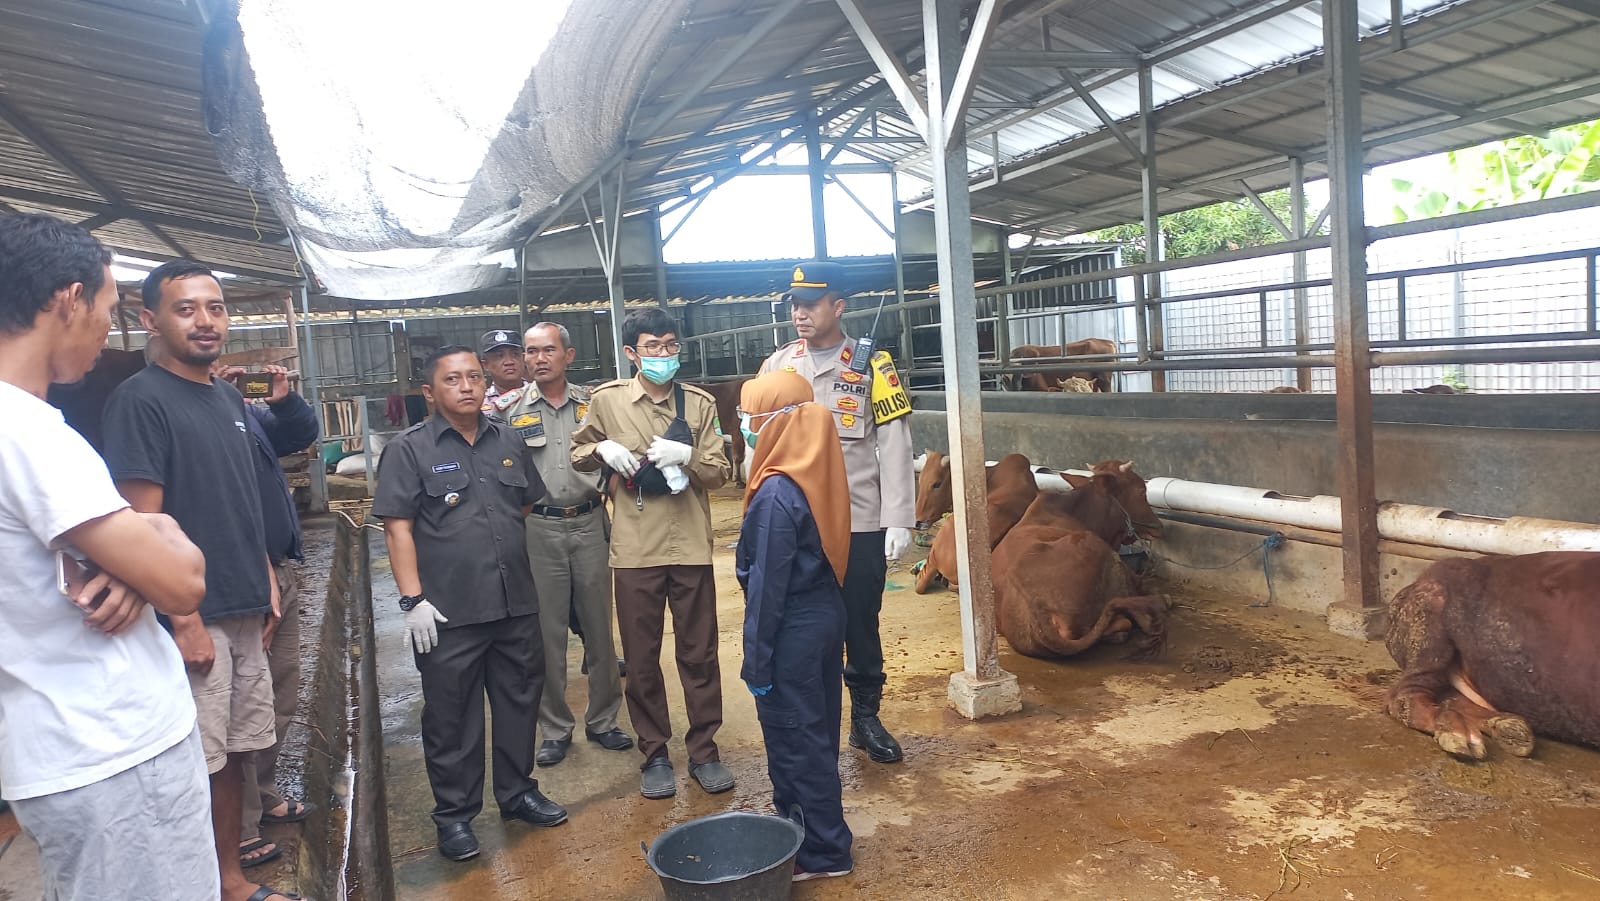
[847,687,904,763]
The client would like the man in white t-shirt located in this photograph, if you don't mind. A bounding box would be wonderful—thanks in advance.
[0,214,217,901]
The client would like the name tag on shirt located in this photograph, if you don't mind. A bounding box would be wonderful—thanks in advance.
[432,461,461,473]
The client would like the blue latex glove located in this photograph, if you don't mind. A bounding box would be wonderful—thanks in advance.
[748,683,773,697]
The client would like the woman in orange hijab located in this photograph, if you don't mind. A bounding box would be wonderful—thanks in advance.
[734,370,854,882]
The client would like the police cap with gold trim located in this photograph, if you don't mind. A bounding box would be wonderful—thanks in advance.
[783,260,850,303]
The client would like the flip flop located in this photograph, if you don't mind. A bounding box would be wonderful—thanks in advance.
[240,837,282,869]
[245,887,306,901]
[260,799,318,825]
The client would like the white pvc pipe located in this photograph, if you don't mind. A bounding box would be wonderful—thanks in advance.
[1146,477,1600,555]
[913,456,1600,555]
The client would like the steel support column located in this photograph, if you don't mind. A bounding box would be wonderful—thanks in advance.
[806,109,829,259]
[997,228,1013,369]
[921,0,1016,715]
[300,285,328,514]
[584,172,630,380]
[1138,65,1166,392]
[516,245,528,334]
[890,170,912,375]
[652,208,672,309]
[1290,157,1312,391]
[1324,0,1383,639]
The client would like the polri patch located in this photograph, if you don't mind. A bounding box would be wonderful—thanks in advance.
[432,461,461,473]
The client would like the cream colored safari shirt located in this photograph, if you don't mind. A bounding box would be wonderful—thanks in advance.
[571,376,730,568]
[759,336,915,533]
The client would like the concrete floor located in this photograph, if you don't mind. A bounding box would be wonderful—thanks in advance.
[374,486,1600,901]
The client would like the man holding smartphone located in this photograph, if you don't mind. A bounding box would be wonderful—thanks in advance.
[0,214,216,899]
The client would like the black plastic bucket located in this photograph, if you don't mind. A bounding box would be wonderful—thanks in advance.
[645,809,804,901]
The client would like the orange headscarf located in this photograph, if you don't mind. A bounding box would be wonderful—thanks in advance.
[741,371,850,585]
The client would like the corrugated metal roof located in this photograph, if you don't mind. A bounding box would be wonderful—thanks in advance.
[599,0,1600,242]
[3,0,1596,298]
[0,0,300,284]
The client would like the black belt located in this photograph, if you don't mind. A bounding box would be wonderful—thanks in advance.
[531,497,603,519]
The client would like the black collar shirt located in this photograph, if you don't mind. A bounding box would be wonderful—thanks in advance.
[372,413,545,627]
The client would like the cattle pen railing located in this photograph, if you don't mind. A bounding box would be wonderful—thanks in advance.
[680,190,1600,391]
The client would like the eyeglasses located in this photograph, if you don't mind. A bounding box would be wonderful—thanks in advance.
[632,341,681,357]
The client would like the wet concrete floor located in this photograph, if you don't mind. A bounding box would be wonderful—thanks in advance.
[377,488,1600,900]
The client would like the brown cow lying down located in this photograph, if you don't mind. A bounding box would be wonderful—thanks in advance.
[914,454,1037,594]
[1385,552,1600,760]
[993,460,1168,659]
[1010,340,1115,392]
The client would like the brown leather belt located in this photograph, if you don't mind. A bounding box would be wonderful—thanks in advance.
[531,497,602,519]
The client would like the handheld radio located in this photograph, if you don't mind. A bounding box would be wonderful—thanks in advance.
[850,292,890,375]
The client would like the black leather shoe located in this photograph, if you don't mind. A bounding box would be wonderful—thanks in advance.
[585,728,635,751]
[849,716,905,763]
[500,789,568,827]
[437,822,479,861]
[536,738,570,767]
[640,757,676,799]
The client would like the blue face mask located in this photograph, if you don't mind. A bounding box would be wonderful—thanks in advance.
[637,355,680,385]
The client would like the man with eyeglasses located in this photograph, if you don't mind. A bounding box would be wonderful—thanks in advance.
[571,308,733,800]
[499,322,631,768]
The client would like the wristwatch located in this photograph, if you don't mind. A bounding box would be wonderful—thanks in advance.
[398,594,426,612]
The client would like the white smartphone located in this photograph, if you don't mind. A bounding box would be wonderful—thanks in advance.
[55,550,95,601]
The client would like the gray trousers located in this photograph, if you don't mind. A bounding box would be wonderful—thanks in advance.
[241,560,303,842]
[526,507,623,741]
[13,729,217,901]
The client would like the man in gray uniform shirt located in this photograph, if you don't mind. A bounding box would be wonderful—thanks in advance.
[502,322,633,766]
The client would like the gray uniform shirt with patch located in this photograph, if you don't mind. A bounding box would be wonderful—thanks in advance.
[499,382,602,507]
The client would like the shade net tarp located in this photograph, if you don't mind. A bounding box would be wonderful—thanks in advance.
[202,0,690,300]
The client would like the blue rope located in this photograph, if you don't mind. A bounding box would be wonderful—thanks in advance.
[1148,532,1285,608]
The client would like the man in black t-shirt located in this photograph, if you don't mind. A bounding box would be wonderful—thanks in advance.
[102,260,292,901]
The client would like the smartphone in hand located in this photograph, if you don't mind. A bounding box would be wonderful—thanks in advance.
[56,550,104,611]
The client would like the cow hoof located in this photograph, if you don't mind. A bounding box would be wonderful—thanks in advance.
[1486,716,1535,757]
[1436,729,1486,761]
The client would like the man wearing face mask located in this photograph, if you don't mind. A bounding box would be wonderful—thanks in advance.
[571,308,733,800]
[758,260,915,765]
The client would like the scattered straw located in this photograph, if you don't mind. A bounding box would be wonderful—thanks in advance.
[1563,863,1600,883]
[1206,728,1261,752]
[1262,835,1339,901]
[1102,813,1168,847]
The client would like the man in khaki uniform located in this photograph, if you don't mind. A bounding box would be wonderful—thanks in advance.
[758,260,915,764]
[501,322,632,768]
[571,307,734,800]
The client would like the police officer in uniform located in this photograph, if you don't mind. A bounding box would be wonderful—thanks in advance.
[758,261,915,764]
[500,322,632,767]
[372,345,568,862]
[479,329,526,411]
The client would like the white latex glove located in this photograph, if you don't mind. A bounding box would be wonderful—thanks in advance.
[404,601,449,654]
[647,435,694,469]
[662,464,690,494]
[885,527,913,561]
[596,439,639,478]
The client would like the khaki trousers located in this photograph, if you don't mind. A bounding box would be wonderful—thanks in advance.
[241,561,302,842]
[526,508,623,742]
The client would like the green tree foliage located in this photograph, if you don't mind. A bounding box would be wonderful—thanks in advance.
[1088,190,1295,265]
[1389,118,1600,221]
